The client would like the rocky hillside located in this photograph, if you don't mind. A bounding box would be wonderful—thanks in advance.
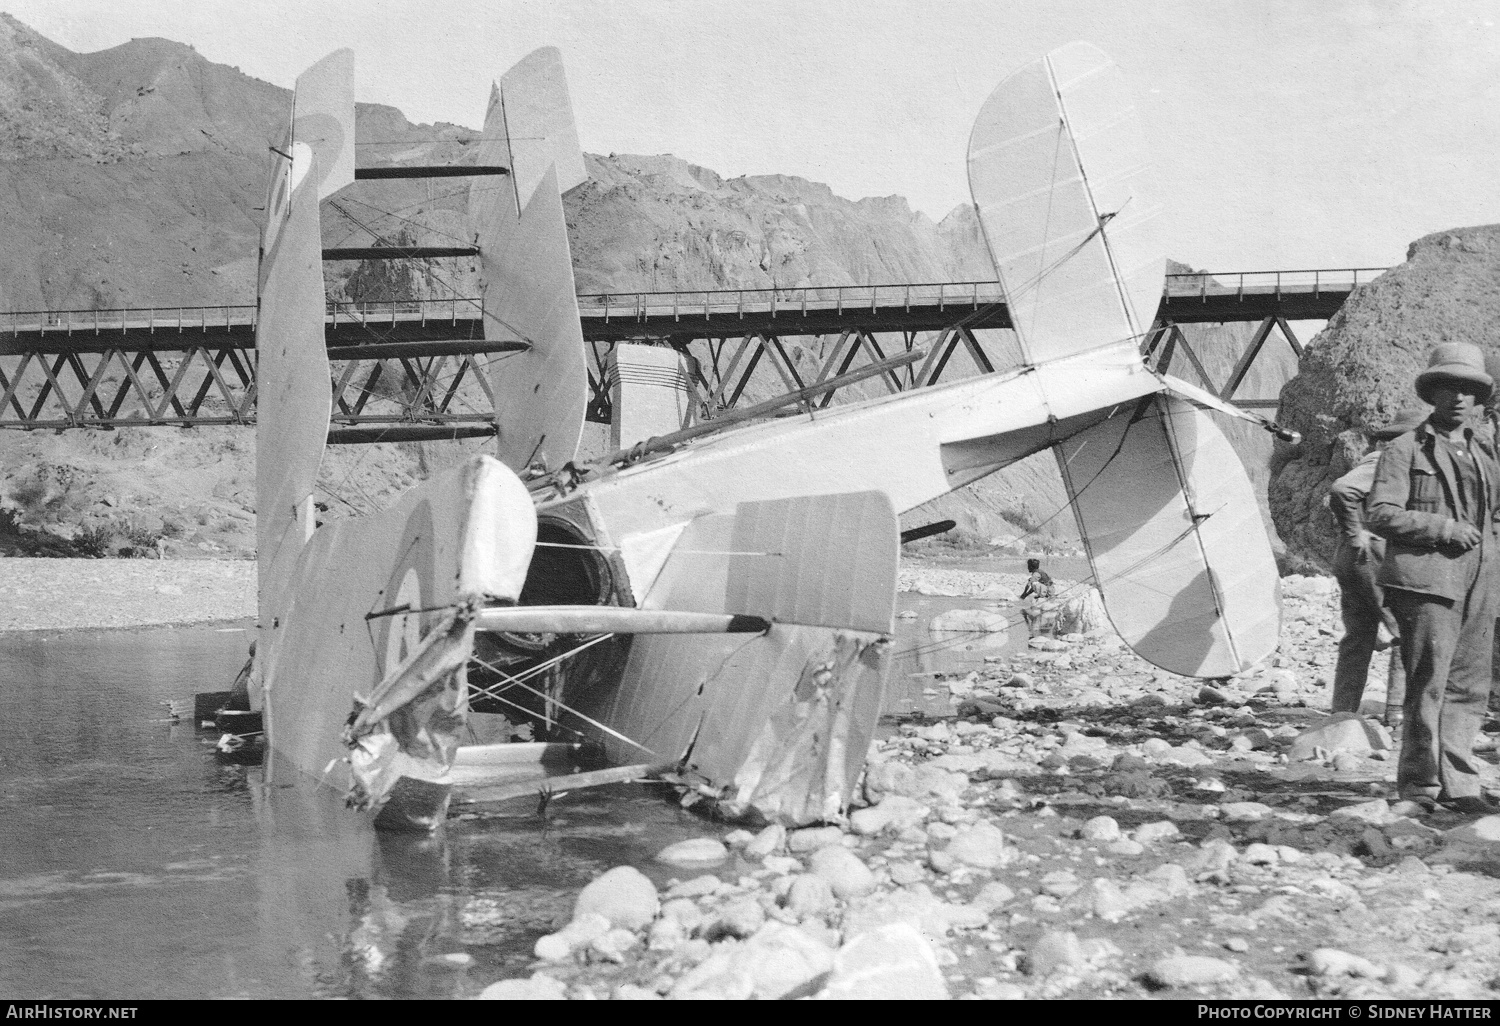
[1269,225,1500,568]
[0,15,1283,562]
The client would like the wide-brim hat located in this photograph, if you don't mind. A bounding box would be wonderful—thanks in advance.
[1415,342,1494,403]
[1368,407,1428,441]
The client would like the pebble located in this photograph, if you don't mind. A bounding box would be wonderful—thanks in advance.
[784,874,836,919]
[1133,820,1181,845]
[656,838,729,866]
[1146,955,1239,988]
[788,825,847,853]
[647,917,687,952]
[478,972,569,1000]
[970,881,1015,911]
[724,829,755,849]
[744,823,787,859]
[1290,716,1375,761]
[1306,948,1386,979]
[1079,815,1121,842]
[818,923,949,1000]
[1220,802,1273,823]
[704,895,766,940]
[573,865,659,929]
[534,912,610,961]
[1243,843,1280,866]
[810,845,877,899]
[1026,930,1085,975]
[944,821,1010,869]
[735,922,837,1000]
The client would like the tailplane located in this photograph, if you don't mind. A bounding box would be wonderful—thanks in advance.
[967,41,1165,368]
[255,49,355,659]
[469,48,589,475]
[967,42,1279,676]
[1054,395,1280,677]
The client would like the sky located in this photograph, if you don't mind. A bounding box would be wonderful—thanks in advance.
[8,0,1499,272]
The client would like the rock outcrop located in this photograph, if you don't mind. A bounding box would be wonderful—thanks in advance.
[1269,224,1500,567]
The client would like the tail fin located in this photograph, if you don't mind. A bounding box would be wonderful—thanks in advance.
[469,47,589,474]
[967,41,1165,366]
[1054,394,1280,677]
[255,49,355,641]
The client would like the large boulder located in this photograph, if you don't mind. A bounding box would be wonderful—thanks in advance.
[1270,225,1500,567]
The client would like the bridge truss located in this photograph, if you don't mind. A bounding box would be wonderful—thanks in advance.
[0,268,1381,433]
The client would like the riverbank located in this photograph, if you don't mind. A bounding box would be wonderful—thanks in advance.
[459,574,1500,1001]
[0,554,1030,633]
[0,556,255,632]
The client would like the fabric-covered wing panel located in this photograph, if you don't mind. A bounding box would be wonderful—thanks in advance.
[256,51,353,652]
[726,491,898,634]
[1055,395,1279,677]
[470,53,589,475]
[967,41,1164,366]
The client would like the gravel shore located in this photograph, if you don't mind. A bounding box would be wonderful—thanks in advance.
[460,572,1500,1001]
[0,556,256,632]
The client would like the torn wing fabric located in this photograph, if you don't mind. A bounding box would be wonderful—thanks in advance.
[1054,394,1280,677]
[967,40,1165,367]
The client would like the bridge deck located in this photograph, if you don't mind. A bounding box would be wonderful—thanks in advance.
[0,268,1384,353]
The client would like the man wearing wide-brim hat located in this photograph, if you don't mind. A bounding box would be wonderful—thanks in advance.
[1327,407,1424,722]
[1367,342,1500,815]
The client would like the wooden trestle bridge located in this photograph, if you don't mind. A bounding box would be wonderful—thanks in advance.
[0,268,1383,434]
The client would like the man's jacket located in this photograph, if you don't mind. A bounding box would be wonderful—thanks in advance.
[1328,449,1385,579]
[1366,421,1500,601]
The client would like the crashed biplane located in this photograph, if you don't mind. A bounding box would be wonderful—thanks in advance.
[244,42,1283,830]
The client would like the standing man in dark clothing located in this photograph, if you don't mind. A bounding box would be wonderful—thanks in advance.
[1328,409,1425,721]
[1368,343,1500,816]
[1481,350,1500,728]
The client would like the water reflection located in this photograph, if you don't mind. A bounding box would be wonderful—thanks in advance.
[888,592,1026,717]
[0,625,731,998]
[0,592,1023,998]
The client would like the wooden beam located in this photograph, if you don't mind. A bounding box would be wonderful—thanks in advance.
[474,606,770,635]
[327,339,527,360]
[1171,331,1217,392]
[326,424,496,445]
[453,762,670,806]
[354,165,509,179]
[322,247,479,261]
[601,347,924,467]
[1275,315,1304,358]
[1220,316,1278,401]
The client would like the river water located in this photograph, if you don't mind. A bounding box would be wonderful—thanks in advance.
[0,592,1027,999]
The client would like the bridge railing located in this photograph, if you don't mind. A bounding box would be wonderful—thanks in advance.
[4,297,491,337]
[5,304,257,337]
[3,267,1391,336]
[1162,267,1388,301]
[578,281,1013,323]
